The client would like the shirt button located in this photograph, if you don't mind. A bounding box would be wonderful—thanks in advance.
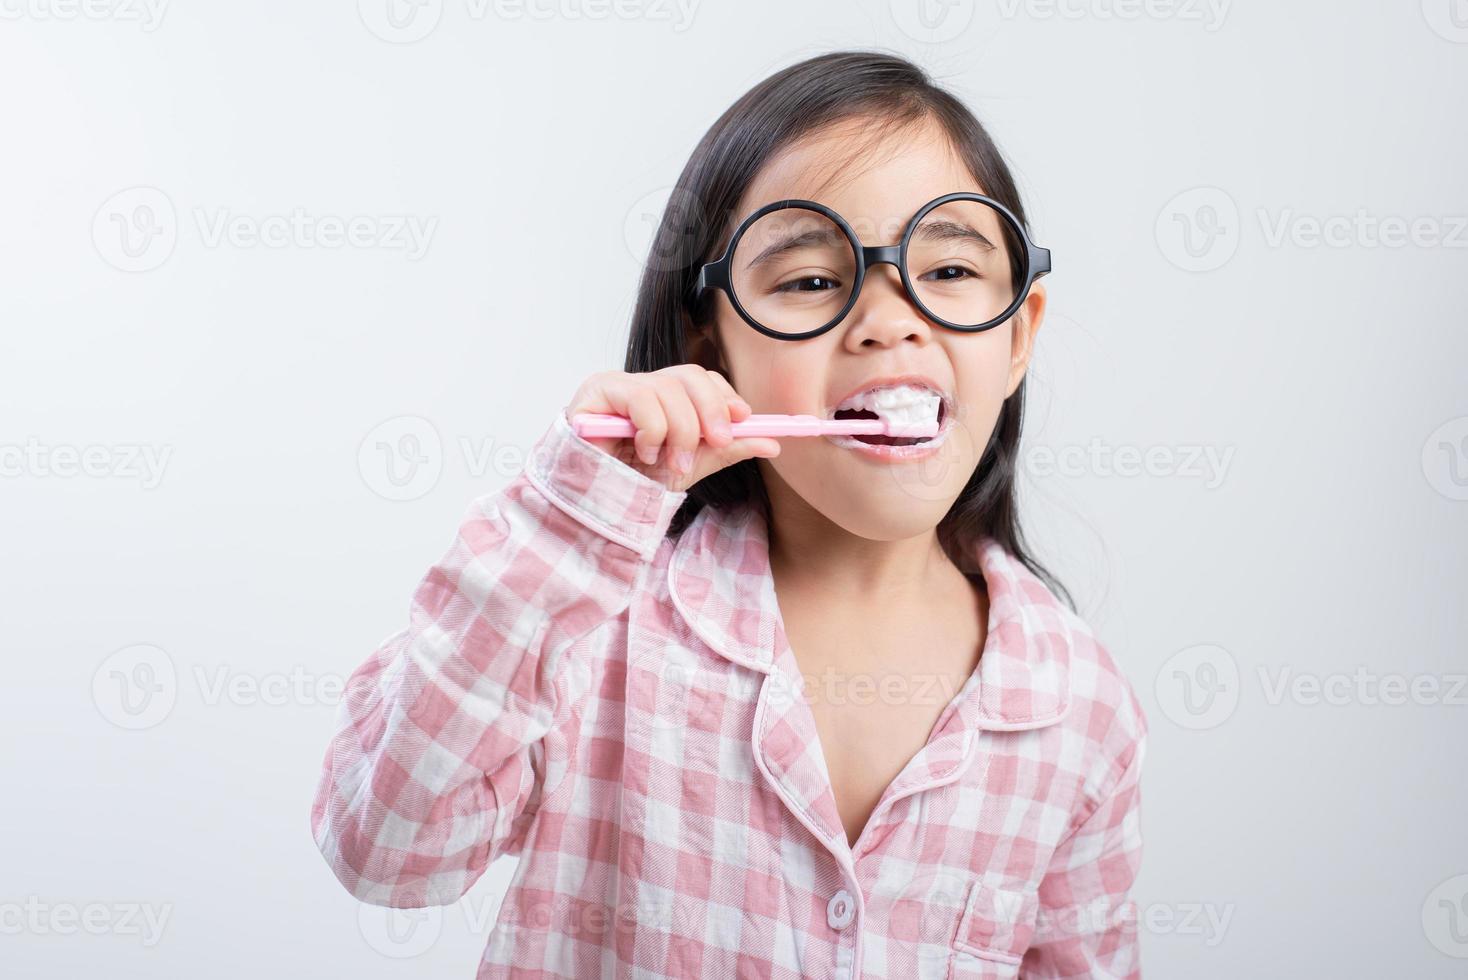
[826,889,855,930]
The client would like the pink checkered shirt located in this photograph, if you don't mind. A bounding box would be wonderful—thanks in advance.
[311,411,1149,979]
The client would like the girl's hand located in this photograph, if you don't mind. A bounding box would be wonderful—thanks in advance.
[566,366,782,491]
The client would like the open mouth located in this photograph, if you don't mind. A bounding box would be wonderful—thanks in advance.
[831,383,948,447]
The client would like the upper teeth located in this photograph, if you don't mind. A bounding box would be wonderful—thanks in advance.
[837,383,941,424]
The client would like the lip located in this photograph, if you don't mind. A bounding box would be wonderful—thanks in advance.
[824,373,955,463]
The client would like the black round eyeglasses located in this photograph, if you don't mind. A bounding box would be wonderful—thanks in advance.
[694,192,1051,341]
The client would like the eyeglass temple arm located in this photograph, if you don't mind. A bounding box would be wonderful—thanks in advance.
[1032,245,1052,278]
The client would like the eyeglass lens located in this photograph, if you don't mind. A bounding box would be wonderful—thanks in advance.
[728,199,1023,336]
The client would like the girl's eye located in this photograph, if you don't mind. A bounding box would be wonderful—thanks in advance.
[774,275,842,294]
[919,265,979,283]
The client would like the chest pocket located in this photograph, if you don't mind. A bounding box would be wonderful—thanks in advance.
[947,880,1041,979]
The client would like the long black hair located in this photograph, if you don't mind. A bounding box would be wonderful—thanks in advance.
[623,49,1073,612]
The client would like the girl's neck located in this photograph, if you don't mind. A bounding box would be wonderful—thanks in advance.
[763,473,962,605]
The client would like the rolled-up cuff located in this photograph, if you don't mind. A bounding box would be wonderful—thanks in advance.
[523,411,688,561]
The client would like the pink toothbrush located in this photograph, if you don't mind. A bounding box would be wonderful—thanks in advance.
[571,412,939,440]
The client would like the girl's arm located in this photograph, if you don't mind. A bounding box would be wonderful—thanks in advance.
[309,410,687,907]
[1022,706,1149,978]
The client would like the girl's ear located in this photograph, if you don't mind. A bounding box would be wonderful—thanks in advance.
[1004,281,1047,398]
[683,315,729,376]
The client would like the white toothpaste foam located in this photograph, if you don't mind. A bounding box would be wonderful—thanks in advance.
[844,385,941,427]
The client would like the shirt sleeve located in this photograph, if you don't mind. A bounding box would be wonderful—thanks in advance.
[309,411,687,907]
[1021,698,1149,979]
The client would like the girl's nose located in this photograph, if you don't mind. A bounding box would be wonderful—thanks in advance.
[841,265,933,350]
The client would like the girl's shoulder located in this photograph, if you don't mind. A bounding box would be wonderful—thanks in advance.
[975,536,1149,753]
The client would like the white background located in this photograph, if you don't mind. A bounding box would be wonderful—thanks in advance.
[2,1,1466,976]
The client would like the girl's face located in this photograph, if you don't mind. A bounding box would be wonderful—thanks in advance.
[694,116,1046,542]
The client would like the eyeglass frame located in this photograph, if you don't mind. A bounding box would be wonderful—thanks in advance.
[693,191,1051,342]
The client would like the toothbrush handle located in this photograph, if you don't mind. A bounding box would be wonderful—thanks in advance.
[571,412,876,439]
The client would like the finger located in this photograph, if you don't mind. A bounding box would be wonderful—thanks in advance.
[704,370,752,420]
[678,369,734,449]
[622,385,667,467]
[653,380,701,476]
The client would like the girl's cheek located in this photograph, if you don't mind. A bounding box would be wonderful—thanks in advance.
[737,342,826,412]
[769,366,821,412]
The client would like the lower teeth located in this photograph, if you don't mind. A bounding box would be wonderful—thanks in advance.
[854,435,927,447]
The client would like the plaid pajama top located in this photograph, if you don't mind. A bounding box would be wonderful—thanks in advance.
[311,411,1149,979]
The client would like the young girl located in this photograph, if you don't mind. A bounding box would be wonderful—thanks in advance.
[311,50,1147,980]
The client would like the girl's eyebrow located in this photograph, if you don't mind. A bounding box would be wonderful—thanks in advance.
[742,217,997,272]
[913,218,997,251]
[744,227,848,270]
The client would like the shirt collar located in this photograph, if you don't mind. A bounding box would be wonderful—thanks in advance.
[666,502,1070,732]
